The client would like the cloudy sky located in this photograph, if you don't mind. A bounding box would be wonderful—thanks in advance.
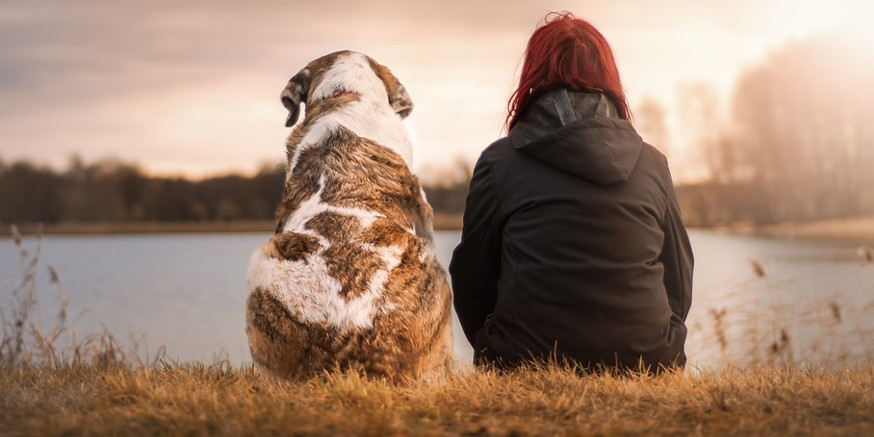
[1,0,871,181]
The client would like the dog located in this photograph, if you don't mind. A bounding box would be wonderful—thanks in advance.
[245,50,453,381]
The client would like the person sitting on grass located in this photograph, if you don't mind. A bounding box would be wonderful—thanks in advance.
[450,11,694,372]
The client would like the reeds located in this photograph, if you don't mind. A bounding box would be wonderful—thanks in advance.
[0,224,162,369]
[688,252,874,370]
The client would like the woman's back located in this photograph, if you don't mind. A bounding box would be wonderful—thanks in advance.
[449,12,693,372]
[450,90,692,370]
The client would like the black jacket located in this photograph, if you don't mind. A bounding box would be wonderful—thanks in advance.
[449,89,693,370]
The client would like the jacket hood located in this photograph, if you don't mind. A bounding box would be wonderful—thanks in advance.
[508,89,643,185]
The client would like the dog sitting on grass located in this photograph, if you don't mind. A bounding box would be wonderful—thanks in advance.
[246,51,453,381]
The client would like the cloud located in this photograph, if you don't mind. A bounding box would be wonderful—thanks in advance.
[1,0,866,178]
[0,0,540,174]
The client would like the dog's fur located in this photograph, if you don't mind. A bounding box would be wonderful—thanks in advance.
[245,51,453,381]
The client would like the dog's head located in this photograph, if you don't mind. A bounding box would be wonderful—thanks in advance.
[280,50,413,127]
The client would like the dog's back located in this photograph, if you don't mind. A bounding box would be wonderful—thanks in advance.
[245,51,452,380]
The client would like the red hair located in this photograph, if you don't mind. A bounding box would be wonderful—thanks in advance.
[507,12,630,130]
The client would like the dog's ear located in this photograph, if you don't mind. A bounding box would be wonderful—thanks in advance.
[369,60,413,119]
[389,84,413,119]
[280,68,311,127]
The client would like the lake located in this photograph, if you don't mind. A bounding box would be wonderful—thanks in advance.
[2,230,873,369]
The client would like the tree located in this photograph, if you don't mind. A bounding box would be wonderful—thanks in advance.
[730,32,874,222]
[634,97,670,157]
[676,82,739,184]
[421,157,471,215]
[0,162,62,222]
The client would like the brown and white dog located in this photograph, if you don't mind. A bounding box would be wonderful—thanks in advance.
[245,51,453,381]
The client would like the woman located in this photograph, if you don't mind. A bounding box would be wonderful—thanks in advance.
[449,12,693,372]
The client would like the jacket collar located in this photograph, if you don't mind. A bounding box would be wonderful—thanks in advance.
[507,89,643,185]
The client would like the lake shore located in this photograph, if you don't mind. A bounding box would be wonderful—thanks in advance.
[1,213,465,236]
[709,215,874,244]
[4,215,873,243]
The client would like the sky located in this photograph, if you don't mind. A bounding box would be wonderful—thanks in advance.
[1,0,872,182]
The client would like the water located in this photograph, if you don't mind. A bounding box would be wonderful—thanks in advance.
[2,230,873,368]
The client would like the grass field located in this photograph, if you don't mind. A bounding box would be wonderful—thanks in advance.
[2,361,874,436]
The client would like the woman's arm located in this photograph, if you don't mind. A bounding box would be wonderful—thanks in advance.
[449,156,503,346]
[660,183,694,321]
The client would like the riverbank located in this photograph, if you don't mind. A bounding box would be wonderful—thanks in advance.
[2,220,275,235]
[2,363,873,436]
[1,213,464,236]
[713,216,874,244]
[4,215,873,243]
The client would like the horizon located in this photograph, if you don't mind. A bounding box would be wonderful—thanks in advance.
[2,1,873,183]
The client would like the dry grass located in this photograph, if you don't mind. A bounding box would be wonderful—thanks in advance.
[1,225,149,370]
[1,362,873,436]
[685,254,874,370]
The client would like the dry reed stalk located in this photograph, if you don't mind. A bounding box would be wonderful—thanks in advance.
[1,224,162,369]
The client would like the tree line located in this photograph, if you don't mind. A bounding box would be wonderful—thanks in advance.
[673,32,874,226]
[0,158,284,223]
[0,156,471,225]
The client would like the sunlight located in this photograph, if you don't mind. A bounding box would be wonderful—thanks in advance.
[832,0,874,52]
[846,21,874,51]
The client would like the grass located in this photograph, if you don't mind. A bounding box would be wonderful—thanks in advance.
[0,225,141,370]
[3,224,874,435]
[2,362,874,436]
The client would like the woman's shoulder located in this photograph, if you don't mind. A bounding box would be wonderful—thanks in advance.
[480,136,513,158]
[644,142,672,168]
[479,135,537,169]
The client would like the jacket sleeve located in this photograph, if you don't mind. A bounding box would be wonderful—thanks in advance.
[660,180,694,321]
[449,155,502,346]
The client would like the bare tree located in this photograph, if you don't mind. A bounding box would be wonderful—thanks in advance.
[634,97,671,157]
[676,82,739,184]
[731,33,874,222]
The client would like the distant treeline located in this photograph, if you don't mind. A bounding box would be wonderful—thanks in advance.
[0,158,283,223]
[0,157,471,225]
[668,32,874,226]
